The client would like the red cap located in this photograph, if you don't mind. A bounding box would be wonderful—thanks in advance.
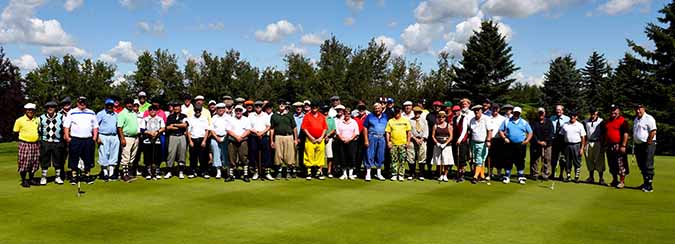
[432,101,443,106]
[451,105,461,111]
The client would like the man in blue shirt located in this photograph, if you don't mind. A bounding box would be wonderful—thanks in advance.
[499,107,532,184]
[96,98,120,181]
[363,102,389,181]
[549,104,570,180]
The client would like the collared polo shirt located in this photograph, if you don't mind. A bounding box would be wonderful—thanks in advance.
[561,121,586,143]
[96,109,118,135]
[39,113,63,142]
[385,117,411,146]
[363,112,388,135]
[500,117,532,143]
[13,115,39,142]
[249,112,271,135]
[117,109,139,137]
[293,112,305,137]
[166,112,188,136]
[228,116,251,137]
[489,114,506,139]
[336,118,359,139]
[633,113,657,144]
[469,116,490,142]
[301,112,327,139]
[410,117,428,139]
[181,104,194,118]
[271,111,296,136]
[142,109,167,122]
[326,116,336,133]
[139,102,151,113]
[188,115,210,138]
[211,114,231,137]
[141,116,164,144]
[64,107,98,138]
[604,116,629,144]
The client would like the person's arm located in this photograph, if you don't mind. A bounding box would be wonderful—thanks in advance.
[522,123,532,145]
[456,119,468,145]
[92,128,98,143]
[269,128,276,148]
[304,129,315,142]
[405,130,411,148]
[486,128,492,147]
[363,127,369,147]
[293,128,298,145]
[580,133,586,156]
[620,121,629,154]
[647,117,657,144]
[385,131,392,148]
[201,129,208,147]
[186,130,194,147]
[431,125,439,145]
[445,124,453,147]
[117,127,126,146]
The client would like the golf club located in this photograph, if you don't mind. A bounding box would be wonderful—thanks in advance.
[76,159,85,197]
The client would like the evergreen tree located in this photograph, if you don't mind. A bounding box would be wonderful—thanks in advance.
[284,53,316,101]
[0,47,25,140]
[541,55,582,111]
[581,51,612,111]
[129,51,161,98]
[423,52,454,102]
[453,20,519,101]
[153,49,184,101]
[317,36,352,100]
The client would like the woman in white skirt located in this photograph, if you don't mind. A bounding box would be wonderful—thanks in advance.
[432,111,454,182]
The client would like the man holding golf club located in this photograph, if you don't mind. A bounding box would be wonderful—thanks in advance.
[63,96,98,185]
[141,105,165,180]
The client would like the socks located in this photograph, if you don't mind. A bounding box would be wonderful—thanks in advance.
[42,169,48,177]
[505,169,511,178]
[20,171,27,181]
[55,169,61,178]
[575,168,581,178]
[479,166,485,179]
[108,166,115,177]
[102,168,109,177]
[517,170,524,178]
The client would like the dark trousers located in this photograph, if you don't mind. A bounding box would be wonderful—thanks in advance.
[355,135,365,173]
[40,141,65,171]
[453,141,470,167]
[189,137,209,175]
[504,143,526,172]
[563,143,582,173]
[634,143,656,179]
[68,137,94,171]
[551,138,566,176]
[606,144,629,176]
[489,138,504,170]
[143,143,162,166]
[248,135,271,168]
[336,139,357,169]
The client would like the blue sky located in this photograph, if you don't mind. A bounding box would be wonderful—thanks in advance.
[0,0,668,86]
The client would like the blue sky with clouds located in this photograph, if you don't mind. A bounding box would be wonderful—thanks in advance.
[0,0,668,86]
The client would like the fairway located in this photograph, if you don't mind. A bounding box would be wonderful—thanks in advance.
[0,142,673,244]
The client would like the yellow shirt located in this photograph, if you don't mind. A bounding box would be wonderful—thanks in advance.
[385,117,411,146]
[13,115,39,142]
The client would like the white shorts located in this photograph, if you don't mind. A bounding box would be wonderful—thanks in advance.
[325,138,333,158]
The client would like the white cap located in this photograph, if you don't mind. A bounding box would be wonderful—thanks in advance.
[215,103,226,108]
[234,105,245,111]
[24,103,36,109]
[138,91,147,97]
[403,101,413,106]
[195,95,205,100]
[208,100,216,105]
[335,105,346,110]
[303,100,311,105]
[513,107,522,113]
[133,99,140,105]
[537,107,545,112]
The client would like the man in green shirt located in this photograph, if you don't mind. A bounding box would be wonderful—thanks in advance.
[118,98,140,182]
[270,99,298,179]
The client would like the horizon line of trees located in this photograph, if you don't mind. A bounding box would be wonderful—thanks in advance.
[1,1,673,154]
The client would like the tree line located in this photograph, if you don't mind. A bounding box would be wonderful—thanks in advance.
[1,2,673,153]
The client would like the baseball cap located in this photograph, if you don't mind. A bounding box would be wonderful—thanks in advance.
[104,98,115,105]
[244,100,254,106]
[292,101,303,107]
[77,96,87,102]
[386,98,394,103]
[234,105,245,111]
[502,104,514,110]
[437,111,447,117]
[24,103,36,110]
[413,106,423,112]
[208,100,216,105]
[169,100,181,106]
[537,107,545,113]
[444,101,453,107]
[403,101,413,106]
[254,101,264,106]
[330,96,340,101]
[471,105,482,111]
[234,97,245,103]
[303,100,311,106]
[335,105,346,110]
[138,91,147,97]
[60,96,72,105]
[133,99,140,105]
[513,107,522,113]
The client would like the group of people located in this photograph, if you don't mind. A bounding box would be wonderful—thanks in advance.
[12,92,658,192]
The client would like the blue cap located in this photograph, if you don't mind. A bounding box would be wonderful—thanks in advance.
[104,98,115,105]
[386,97,394,103]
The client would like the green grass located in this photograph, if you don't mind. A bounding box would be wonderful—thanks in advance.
[0,142,673,244]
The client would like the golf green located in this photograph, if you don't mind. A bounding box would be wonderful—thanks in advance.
[0,142,673,244]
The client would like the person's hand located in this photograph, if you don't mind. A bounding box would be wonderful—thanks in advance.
[121,138,127,147]
[647,140,654,145]
[404,143,409,149]
[388,143,393,149]
[364,141,369,147]
[294,139,299,145]
[65,135,71,143]
[579,148,584,156]
[486,141,491,148]
[504,138,510,144]
[189,140,194,147]
[437,143,442,147]
[201,141,206,148]
[271,141,276,149]
[456,141,461,145]
[522,140,529,145]
[97,137,102,145]
[620,146,626,154]
[541,141,547,147]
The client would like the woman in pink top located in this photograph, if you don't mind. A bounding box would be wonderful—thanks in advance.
[336,108,360,180]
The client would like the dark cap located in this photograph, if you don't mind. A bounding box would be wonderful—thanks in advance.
[330,96,340,101]
[277,98,286,104]
[77,96,87,102]
[254,101,264,106]
[320,104,330,112]
[568,110,579,116]
[45,101,58,107]
[60,96,72,104]
[589,107,598,113]
[123,98,133,105]
[169,100,181,106]
[149,105,159,111]
[482,98,492,104]
[634,103,645,109]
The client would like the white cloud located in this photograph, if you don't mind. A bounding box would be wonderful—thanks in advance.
[300,32,326,45]
[64,0,83,12]
[598,0,650,15]
[400,22,446,54]
[160,0,175,11]
[440,13,513,58]
[12,54,38,71]
[344,17,355,26]
[138,21,164,35]
[41,46,89,58]
[0,0,75,46]
[482,0,589,18]
[388,21,397,28]
[511,71,545,86]
[98,41,139,64]
[346,0,364,11]
[414,0,479,23]
[254,20,298,42]
[207,22,224,30]
[119,0,136,9]
[374,35,406,57]
[280,43,307,56]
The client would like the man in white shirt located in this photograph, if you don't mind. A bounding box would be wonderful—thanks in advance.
[469,105,492,183]
[181,94,194,118]
[407,106,428,180]
[248,101,273,181]
[402,101,415,120]
[561,110,586,183]
[187,105,210,179]
[210,103,232,181]
[63,96,99,185]
[633,104,657,192]
[228,105,252,182]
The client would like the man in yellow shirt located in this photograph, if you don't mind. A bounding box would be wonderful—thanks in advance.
[13,103,40,188]
[385,107,411,181]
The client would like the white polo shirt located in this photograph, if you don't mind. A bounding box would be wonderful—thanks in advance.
[249,112,271,135]
[489,114,506,139]
[561,121,586,143]
[64,107,98,138]
[633,113,657,144]
[228,116,251,137]
[211,114,231,137]
[469,116,490,142]
[187,115,210,139]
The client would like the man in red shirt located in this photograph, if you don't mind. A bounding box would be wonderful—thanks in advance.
[604,104,630,188]
[301,102,328,180]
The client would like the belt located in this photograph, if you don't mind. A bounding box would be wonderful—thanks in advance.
[19,140,38,144]
[567,142,581,145]
[276,134,293,136]
[472,140,485,143]
[170,133,185,137]
[71,136,92,140]
[99,133,117,136]
[369,133,385,137]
